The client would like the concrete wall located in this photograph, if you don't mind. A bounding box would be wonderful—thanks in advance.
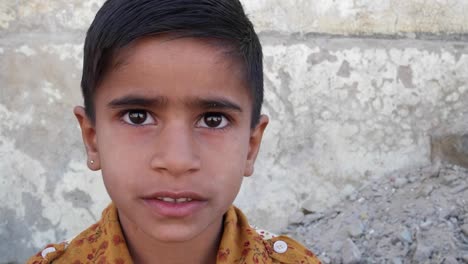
[1,1,467,262]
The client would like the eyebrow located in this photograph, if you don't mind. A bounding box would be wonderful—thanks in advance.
[108,95,168,109]
[107,95,242,112]
[189,97,243,112]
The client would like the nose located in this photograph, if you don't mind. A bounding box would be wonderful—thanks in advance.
[150,122,201,176]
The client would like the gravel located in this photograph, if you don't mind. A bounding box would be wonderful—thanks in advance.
[285,164,468,263]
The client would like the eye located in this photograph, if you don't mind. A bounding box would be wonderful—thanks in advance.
[122,110,155,126]
[196,113,230,129]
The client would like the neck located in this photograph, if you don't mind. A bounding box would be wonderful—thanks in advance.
[118,212,223,264]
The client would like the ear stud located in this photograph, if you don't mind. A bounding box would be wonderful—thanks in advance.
[90,160,95,164]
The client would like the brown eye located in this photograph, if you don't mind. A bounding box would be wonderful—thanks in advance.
[204,114,223,127]
[197,113,229,129]
[129,111,146,124]
[122,110,155,125]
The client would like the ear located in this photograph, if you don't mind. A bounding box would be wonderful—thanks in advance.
[74,106,101,171]
[244,115,269,177]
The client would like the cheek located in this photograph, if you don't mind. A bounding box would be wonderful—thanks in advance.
[97,122,151,160]
[96,129,149,188]
[99,156,144,204]
[201,132,250,173]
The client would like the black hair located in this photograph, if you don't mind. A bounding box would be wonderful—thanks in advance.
[81,0,263,127]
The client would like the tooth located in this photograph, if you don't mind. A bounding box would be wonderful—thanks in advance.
[176,198,188,203]
[161,197,176,203]
[156,197,194,203]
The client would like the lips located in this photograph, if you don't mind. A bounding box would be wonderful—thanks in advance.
[141,191,207,218]
[142,191,206,201]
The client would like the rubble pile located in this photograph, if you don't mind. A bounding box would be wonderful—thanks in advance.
[286,165,468,263]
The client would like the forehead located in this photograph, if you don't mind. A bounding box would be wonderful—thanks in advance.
[113,35,244,77]
[96,36,252,107]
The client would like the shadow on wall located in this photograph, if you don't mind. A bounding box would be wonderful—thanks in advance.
[432,134,468,169]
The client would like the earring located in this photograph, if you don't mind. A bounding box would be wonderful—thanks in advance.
[90,160,95,164]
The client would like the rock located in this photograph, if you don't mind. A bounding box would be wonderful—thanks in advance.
[288,211,305,224]
[392,257,403,264]
[399,228,413,244]
[462,255,468,263]
[463,214,468,222]
[419,184,434,197]
[441,174,460,186]
[426,166,440,175]
[443,256,459,264]
[407,174,418,183]
[348,192,358,201]
[452,183,468,194]
[441,206,461,220]
[413,242,433,262]
[320,256,331,264]
[302,199,325,213]
[331,240,343,253]
[420,220,432,230]
[347,219,364,238]
[461,224,468,237]
[329,241,343,264]
[330,255,342,264]
[303,213,324,223]
[359,212,369,221]
[341,238,362,264]
[393,177,408,188]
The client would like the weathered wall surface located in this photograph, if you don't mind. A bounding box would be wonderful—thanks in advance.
[1,1,467,263]
[243,0,468,35]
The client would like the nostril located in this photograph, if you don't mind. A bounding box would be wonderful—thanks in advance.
[150,145,201,175]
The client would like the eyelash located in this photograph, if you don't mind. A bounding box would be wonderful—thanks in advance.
[118,109,233,130]
[118,109,155,126]
[196,112,232,131]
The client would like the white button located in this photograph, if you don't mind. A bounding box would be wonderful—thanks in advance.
[41,247,56,258]
[273,240,288,253]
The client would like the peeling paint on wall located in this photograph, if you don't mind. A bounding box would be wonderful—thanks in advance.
[0,128,109,262]
[15,45,36,57]
[40,44,83,67]
[242,0,468,35]
[0,2,16,29]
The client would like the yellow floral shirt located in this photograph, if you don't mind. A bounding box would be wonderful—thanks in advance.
[27,204,321,264]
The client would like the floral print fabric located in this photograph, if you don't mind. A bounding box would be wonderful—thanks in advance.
[27,204,321,264]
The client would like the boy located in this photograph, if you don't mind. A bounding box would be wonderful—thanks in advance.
[28,0,320,263]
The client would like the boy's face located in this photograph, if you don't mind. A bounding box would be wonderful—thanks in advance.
[74,36,268,244]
